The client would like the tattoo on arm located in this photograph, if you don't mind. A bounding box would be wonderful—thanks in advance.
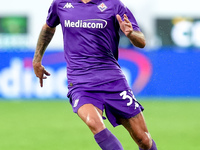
[33,25,55,63]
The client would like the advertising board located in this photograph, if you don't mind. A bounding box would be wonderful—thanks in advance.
[0,48,199,99]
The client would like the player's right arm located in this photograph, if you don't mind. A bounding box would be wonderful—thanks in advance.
[32,23,56,87]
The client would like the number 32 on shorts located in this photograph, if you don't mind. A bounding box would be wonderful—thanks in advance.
[120,90,139,109]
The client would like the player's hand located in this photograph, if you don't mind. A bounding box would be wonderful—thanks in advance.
[116,14,133,38]
[116,14,146,48]
[32,62,50,87]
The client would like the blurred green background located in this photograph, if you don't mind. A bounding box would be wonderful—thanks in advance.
[0,98,200,150]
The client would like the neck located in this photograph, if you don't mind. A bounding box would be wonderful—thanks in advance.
[81,0,91,3]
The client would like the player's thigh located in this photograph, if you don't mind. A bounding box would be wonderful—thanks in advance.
[119,112,151,143]
[77,104,105,134]
[78,103,103,118]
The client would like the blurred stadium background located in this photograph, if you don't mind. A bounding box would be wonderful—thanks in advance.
[0,0,200,149]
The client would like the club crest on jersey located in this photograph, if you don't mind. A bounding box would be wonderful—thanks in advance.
[97,3,107,12]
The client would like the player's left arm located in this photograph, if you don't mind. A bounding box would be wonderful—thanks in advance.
[116,14,146,48]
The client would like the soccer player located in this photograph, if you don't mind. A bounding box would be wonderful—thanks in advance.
[32,0,157,149]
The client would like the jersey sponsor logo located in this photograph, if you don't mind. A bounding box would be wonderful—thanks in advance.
[64,19,107,29]
[63,3,74,8]
[97,2,107,12]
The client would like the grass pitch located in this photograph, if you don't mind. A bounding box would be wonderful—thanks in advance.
[0,98,200,150]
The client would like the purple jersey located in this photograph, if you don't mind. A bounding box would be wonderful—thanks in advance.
[46,0,141,95]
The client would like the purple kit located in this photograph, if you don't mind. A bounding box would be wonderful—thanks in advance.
[46,0,143,126]
[68,79,144,127]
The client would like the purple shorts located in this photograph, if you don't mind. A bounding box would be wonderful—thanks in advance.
[68,79,144,127]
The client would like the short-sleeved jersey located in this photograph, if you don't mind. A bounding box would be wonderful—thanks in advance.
[46,0,140,95]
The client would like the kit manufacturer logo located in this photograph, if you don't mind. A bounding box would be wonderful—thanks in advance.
[63,3,74,8]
